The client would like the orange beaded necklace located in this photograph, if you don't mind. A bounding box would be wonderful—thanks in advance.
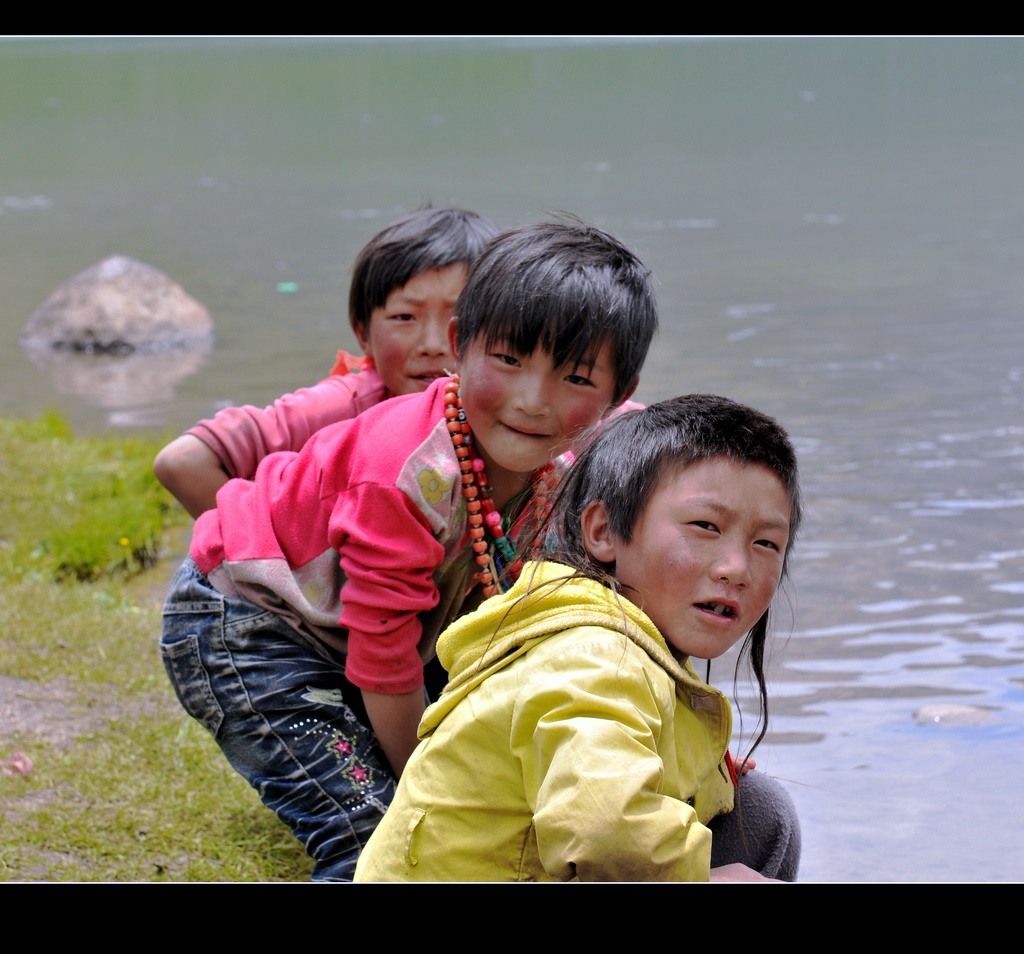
[443,375,556,598]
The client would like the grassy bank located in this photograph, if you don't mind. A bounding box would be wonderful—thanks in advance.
[0,414,311,881]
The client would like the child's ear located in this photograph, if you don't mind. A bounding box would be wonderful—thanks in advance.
[580,500,618,564]
[354,320,371,354]
[610,376,639,410]
[447,316,460,361]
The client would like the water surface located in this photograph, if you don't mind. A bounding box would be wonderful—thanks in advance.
[2,36,1021,882]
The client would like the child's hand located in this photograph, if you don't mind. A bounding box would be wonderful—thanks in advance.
[725,750,756,784]
[710,863,781,883]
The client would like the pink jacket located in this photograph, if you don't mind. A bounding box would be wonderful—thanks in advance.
[187,351,387,480]
[191,378,475,696]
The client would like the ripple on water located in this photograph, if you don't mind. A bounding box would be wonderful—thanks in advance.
[913,703,992,726]
[2,194,52,210]
[857,596,962,614]
[921,497,1024,510]
[990,582,1024,594]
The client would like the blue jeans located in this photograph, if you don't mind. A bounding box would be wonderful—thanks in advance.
[159,558,396,881]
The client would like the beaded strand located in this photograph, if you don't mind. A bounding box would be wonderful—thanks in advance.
[444,375,556,598]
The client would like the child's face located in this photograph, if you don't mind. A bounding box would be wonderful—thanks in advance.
[357,263,466,396]
[586,457,791,663]
[454,330,621,504]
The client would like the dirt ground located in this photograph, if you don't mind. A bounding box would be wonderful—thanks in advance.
[0,529,186,760]
[0,675,100,751]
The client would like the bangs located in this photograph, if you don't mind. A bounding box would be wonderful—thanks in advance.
[349,208,498,329]
[471,261,632,372]
[452,219,658,401]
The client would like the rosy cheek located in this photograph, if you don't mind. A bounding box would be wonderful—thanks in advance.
[562,395,609,436]
[377,336,412,369]
[459,365,503,414]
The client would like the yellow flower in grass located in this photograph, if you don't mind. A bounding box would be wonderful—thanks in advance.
[418,466,452,506]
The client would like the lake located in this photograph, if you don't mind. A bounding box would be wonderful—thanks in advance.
[2,35,1021,882]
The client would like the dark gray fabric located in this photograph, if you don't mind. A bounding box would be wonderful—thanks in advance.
[708,770,801,882]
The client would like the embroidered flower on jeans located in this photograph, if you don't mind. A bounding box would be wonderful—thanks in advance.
[327,729,376,790]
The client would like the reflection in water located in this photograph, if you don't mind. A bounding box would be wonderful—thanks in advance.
[20,342,214,427]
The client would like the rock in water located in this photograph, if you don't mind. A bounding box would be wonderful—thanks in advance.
[913,704,992,727]
[19,255,216,423]
[19,254,214,353]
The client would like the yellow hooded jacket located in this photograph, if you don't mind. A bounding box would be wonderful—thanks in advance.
[354,561,736,882]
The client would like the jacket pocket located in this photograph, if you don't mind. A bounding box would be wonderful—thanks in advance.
[403,809,427,868]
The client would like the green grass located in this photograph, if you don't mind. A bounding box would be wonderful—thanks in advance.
[0,411,171,582]
[0,414,313,882]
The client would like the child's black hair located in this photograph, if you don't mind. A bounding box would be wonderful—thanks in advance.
[550,393,802,753]
[452,218,658,403]
[349,207,499,336]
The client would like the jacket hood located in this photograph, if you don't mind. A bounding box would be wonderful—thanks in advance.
[424,560,720,735]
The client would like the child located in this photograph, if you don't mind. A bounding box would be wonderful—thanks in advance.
[153,207,498,518]
[354,393,802,882]
[159,219,658,881]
